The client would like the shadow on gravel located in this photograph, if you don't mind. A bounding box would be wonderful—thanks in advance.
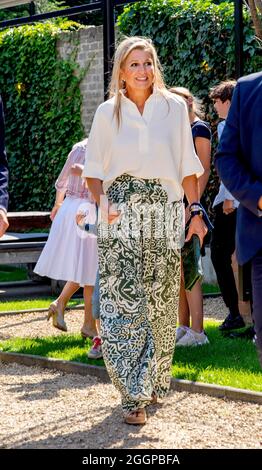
[2,391,162,449]
[0,362,167,449]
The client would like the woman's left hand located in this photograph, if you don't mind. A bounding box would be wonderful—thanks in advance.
[185,215,208,247]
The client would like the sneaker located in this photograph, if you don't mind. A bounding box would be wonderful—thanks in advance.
[176,328,209,347]
[87,336,103,359]
[219,314,245,331]
[225,326,255,340]
[176,325,189,343]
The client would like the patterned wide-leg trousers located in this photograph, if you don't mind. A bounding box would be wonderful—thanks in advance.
[98,175,181,414]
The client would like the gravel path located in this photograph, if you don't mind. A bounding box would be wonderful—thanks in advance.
[0,362,261,449]
[0,297,261,449]
[0,297,228,340]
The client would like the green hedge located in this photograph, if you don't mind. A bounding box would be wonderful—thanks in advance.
[118,0,261,219]
[0,21,86,211]
[118,0,261,96]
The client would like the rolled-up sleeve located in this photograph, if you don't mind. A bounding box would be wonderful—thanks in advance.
[179,102,204,182]
[83,106,108,181]
[55,149,74,191]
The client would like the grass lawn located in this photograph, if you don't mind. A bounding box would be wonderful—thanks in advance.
[0,320,261,392]
[0,297,84,312]
[0,284,219,313]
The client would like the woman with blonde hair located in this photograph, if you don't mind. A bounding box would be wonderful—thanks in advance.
[83,36,207,425]
[169,87,211,346]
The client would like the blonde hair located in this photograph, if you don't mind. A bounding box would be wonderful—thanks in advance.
[169,86,204,120]
[109,36,167,127]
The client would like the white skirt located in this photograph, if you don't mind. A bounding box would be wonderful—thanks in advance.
[34,197,98,286]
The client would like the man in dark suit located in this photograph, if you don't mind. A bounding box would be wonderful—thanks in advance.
[215,71,262,366]
[0,95,9,237]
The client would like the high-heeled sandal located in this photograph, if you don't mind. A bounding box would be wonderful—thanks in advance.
[80,328,96,339]
[47,303,67,332]
[124,408,147,425]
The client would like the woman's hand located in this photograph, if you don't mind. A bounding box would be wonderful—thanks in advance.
[185,215,207,247]
[223,199,235,215]
[108,203,121,224]
[76,212,85,227]
[100,198,121,224]
[50,203,62,221]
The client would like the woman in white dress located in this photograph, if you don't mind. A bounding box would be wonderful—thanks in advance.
[34,139,98,338]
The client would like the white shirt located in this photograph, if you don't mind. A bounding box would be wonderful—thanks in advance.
[83,89,204,202]
[213,120,239,209]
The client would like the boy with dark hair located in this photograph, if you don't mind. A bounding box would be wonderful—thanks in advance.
[209,80,237,105]
[209,80,245,331]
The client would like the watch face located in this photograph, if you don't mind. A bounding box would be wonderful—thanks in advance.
[191,210,203,217]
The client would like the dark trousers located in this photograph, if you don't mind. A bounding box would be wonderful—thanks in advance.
[251,248,262,352]
[210,203,239,316]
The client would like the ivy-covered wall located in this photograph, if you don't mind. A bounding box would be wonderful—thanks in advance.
[0,21,86,211]
[118,0,261,97]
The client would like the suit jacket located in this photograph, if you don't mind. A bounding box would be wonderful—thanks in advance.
[0,95,9,211]
[215,71,262,265]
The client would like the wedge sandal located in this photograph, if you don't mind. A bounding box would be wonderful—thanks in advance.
[124,408,147,425]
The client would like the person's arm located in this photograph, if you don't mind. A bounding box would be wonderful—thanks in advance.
[86,177,120,224]
[178,102,207,236]
[55,149,73,193]
[215,82,262,217]
[182,174,208,246]
[50,146,81,221]
[50,150,74,221]
[50,153,71,220]
[194,136,211,198]
[83,105,119,223]
[50,190,65,221]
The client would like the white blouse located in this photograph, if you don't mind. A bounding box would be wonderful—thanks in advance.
[83,89,204,202]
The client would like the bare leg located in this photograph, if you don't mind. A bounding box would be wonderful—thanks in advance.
[185,279,204,333]
[48,281,79,332]
[178,267,190,327]
[54,281,79,317]
[96,319,101,335]
[81,285,97,337]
